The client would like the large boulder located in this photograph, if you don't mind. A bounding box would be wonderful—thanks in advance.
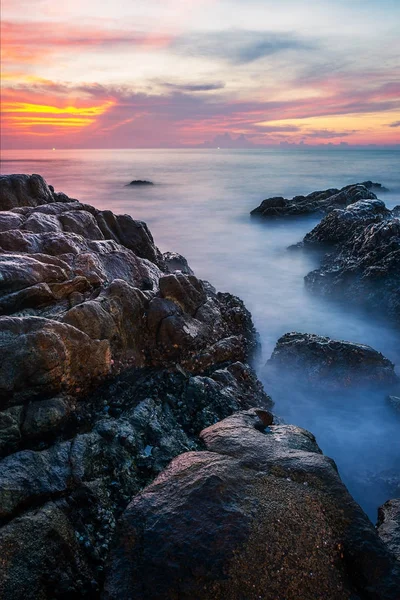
[250,182,379,218]
[264,332,398,390]
[104,409,400,600]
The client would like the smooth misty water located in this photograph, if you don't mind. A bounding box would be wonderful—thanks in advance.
[2,147,400,520]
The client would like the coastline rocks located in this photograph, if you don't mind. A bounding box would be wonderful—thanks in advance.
[303,198,389,246]
[104,409,400,600]
[0,174,271,598]
[0,174,75,210]
[265,332,397,389]
[250,183,378,218]
[304,202,400,321]
[378,499,400,561]
[0,367,271,599]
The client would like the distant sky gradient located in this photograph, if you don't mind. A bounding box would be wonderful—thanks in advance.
[2,0,400,148]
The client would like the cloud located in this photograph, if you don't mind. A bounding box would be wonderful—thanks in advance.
[172,30,313,64]
[1,20,173,65]
[161,81,225,92]
[389,120,400,127]
[304,129,356,139]
[2,74,400,149]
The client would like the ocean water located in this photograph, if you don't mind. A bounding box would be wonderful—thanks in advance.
[2,147,400,519]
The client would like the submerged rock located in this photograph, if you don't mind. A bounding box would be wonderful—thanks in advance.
[250,182,378,218]
[104,409,400,600]
[265,332,398,390]
[128,180,153,186]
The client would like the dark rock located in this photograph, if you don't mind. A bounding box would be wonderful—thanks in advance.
[0,174,73,210]
[377,499,400,561]
[0,316,111,406]
[304,202,400,321]
[265,332,398,390]
[128,180,153,186]
[361,180,389,192]
[163,251,194,275]
[251,183,378,218]
[104,409,400,600]
[303,199,389,246]
[0,174,270,597]
[0,367,271,598]
[0,502,94,599]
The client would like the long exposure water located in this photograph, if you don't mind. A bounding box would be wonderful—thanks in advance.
[2,147,400,519]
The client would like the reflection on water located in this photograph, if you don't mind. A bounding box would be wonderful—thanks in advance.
[2,147,400,519]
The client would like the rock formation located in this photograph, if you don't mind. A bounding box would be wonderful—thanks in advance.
[0,174,271,599]
[1,174,398,599]
[303,200,400,321]
[250,182,381,218]
[104,409,400,600]
[265,332,398,390]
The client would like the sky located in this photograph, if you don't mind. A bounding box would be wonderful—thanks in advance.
[1,0,400,148]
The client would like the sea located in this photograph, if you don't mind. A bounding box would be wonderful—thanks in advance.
[2,147,400,520]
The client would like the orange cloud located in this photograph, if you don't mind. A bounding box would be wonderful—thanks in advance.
[1,99,115,136]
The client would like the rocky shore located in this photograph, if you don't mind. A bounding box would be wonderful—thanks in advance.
[303,198,400,321]
[251,182,400,321]
[1,174,399,599]
[250,181,383,218]
[265,332,398,390]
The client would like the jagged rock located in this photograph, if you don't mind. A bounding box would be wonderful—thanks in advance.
[361,180,389,192]
[304,203,400,321]
[0,368,271,599]
[303,199,389,246]
[377,499,400,561]
[251,183,378,218]
[264,332,397,389]
[0,174,270,598]
[104,409,400,600]
[163,251,194,275]
[0,174,74,210]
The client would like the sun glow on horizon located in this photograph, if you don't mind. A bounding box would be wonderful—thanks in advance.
[1,0,399,148]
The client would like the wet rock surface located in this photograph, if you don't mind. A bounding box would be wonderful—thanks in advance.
[0,175,271,599]
[1,174,399,599]
[104,409,400,600]
[301,198,400,321]
[250,182,379,218]
[377,499,400,562]
[265,332,398,390]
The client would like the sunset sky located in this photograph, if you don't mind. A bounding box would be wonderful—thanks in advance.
[2,0,400,148]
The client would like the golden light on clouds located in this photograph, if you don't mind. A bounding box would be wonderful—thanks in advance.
[1,101,115,135]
